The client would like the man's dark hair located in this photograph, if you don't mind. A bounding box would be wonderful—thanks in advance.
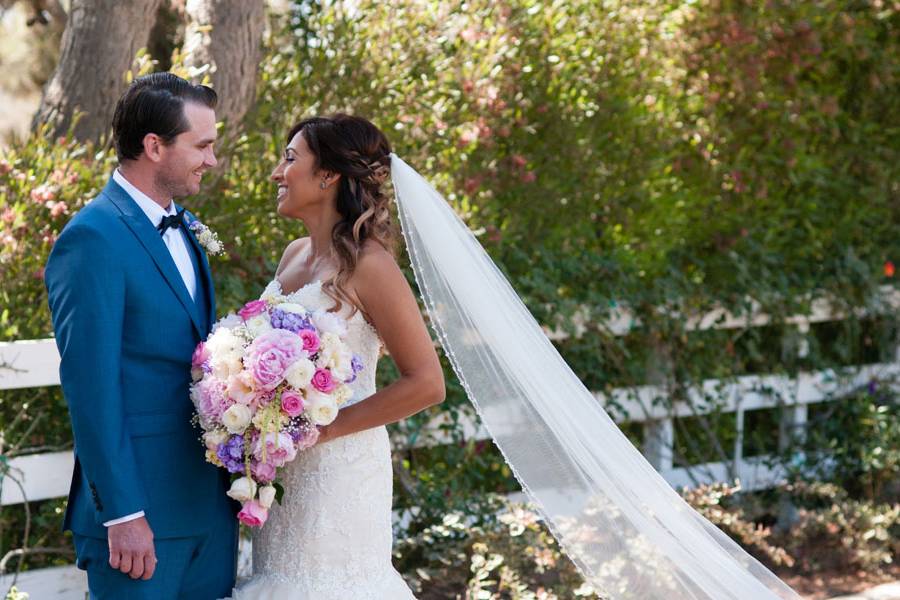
[111,72,217,162]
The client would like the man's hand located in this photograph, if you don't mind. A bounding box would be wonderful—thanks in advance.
[107,516,156,580]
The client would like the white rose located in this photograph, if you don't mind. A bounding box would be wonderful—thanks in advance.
[312,310,347,336]
[206,328,240,354]
[330,348,354,381]
[222,404,253,434]
[245,313,273,337]
[284,358,315,389]
[319,332,341,355]
[305,390,338,425]
[226,477,257,503]
[274,302,307,315]
[258,485,277,509]
[334,384,354,407]
[203,429,229,450]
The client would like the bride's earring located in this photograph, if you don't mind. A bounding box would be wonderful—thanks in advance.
[319,181,327,190]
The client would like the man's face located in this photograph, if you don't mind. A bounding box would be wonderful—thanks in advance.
[155,102,217,198]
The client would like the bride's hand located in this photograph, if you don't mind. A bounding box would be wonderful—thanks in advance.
[316,423,335,445]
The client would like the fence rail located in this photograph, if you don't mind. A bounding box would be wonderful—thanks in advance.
[1,292,897,596]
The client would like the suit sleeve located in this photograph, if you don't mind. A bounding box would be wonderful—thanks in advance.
[46,223,148,524]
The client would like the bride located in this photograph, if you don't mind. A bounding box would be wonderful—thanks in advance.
[230,114,440,599]
[232,114,802,600]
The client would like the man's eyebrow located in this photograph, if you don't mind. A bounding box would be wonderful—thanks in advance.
[197,136,216,146]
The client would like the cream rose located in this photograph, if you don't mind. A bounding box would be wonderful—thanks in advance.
[245,313,273,337]
[305,390,339,425]
[284,358,315,389]
[334,384,354,407]
[226,477,257,503]
[258,485,277,509]
[203,429,229,450]
[222,403,253,434]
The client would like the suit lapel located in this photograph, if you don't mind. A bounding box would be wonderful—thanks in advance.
[103,178,205,338]
[179,208,217,334]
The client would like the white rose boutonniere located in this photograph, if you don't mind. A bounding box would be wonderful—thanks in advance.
[188,218,224,256]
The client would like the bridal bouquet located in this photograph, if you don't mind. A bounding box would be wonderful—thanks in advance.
[189,296,364,527]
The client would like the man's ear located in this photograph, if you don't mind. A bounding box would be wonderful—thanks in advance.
[142,133,164,163]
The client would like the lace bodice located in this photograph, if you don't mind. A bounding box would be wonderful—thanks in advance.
[260,279,383,409]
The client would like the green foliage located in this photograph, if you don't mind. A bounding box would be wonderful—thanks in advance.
[779,481,900,572]
[799,386,900,502]
[395,496,599,599]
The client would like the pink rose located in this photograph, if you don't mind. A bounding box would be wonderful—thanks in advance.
[251,459,276,483]
[311,368,336,393]
[252,432,297,468]
[281,389,305,417]
[247,329,304,391]
[239,299,268,321]
[191,342,210,369]
[298,329,320,354]
[237,500,268,527]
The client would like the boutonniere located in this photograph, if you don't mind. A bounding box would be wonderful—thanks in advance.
[187,218,224,256]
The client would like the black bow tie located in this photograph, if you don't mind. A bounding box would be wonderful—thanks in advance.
[157,208,186,236]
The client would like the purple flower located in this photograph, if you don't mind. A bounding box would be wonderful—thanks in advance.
[346,354,364,383]
[216,435,245,473]
[270,308,313,333]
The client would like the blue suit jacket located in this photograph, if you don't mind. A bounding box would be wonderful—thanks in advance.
[46,177,234,539]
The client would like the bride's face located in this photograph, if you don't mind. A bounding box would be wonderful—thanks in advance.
[271,132,332,218]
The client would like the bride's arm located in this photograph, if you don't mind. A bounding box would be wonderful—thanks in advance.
[317,245,445,443]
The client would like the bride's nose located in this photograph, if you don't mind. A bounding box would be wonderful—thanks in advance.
[271,164,283,181]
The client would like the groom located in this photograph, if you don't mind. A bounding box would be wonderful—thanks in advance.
[45,73,237,599]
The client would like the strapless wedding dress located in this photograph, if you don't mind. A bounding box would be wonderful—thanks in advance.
[228,280,415,599]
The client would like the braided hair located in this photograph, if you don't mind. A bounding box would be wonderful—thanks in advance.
[287,114,396,317]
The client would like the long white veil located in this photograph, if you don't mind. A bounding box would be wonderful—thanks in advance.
[390,153,802,600]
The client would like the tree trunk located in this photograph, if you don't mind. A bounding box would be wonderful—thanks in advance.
[32,0,162,142]
[182,0,265,131]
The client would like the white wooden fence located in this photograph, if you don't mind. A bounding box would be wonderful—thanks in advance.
[2,288,898,597]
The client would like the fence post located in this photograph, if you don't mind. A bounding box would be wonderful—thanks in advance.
[776,321,810,529]
[642,339,674,473]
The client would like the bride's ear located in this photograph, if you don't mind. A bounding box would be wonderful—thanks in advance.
[320,170,340,189]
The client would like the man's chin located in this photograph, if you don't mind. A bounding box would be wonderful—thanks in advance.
[175,182,201,198]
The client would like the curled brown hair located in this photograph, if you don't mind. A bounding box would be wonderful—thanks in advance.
[288,114,396,317]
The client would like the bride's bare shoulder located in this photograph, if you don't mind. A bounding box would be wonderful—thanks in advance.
[352,241,406,297]
[275,237,310,276]
[355,240,400,279]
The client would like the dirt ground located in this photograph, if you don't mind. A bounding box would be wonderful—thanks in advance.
[778,564,900,600]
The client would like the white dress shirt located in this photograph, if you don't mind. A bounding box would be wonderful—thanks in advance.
[104,170,199,527]
[113,169,197,300]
